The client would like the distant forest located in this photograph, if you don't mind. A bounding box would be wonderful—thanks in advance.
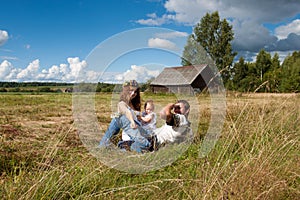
[0,82,73,88]
[229,50,300,93]
[0,82,74,93]
[0,81,150,93]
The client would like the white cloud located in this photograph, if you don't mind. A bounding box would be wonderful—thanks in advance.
[17,59,40,80]
[115,65,160,83]
[0,60,13,79]
[0,56,18,60]
[155,31,188,39]
[47,65,61,79]
[0,30,8,46]
[59,64,69,75]
[0,59,163,83]
[270,51,294,63]
[136,14,170,26]
[0,57,100,82]
[147,13,158,19]
[164,0,214,25]
[275,19,300,39]
[148,37,178,50]
[85,70,101,82]
[67,57,88,80]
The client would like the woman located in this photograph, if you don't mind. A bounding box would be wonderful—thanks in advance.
[99,80,151,153]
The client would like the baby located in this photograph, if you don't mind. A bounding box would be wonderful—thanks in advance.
[121,99,156,141]
[140,99,157,131]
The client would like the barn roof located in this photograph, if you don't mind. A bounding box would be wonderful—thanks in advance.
[150,64,208,86]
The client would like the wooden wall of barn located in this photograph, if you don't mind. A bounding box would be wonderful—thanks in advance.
[151,85,194,95]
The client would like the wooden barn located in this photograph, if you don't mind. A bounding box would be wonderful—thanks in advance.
[150,64,217,95]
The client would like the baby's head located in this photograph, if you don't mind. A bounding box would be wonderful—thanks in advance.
[144,100,155,114]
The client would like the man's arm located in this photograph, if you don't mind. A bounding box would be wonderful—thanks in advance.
[160,103,175,125]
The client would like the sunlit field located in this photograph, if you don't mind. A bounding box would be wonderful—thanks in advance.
[0,92,299,199]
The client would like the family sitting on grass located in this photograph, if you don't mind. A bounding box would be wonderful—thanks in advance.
[99,80,192,153]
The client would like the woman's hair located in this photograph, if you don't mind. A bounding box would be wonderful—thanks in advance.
[119,86,141,111]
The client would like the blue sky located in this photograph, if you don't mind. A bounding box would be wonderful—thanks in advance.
[1,0,300,83]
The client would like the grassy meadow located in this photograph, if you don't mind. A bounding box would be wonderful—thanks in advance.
[0,92,299,199]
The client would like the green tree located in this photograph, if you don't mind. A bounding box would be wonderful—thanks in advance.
[232,57,249,91]
[38,87,52,92]
[181,35,210,66]
[245,62,260,92]
[271,53,281,70]
[255,49,272,82]
[140,77,155,92]
[264,53,282,92]
[280,51,300,92]
[191,11,237,85]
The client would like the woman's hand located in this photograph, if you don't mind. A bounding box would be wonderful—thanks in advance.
[130,122,138,129]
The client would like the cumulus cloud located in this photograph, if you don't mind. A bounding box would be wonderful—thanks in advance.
[0,57,98,82]
[275,19,300,39]
[148,37,178,50]
[38,64,67,81]
[114,65,160,83]
[0,58,162,83]
[232,20,278,52]
[267,33,300,51]
[67,57,88,80]
[0,30,9,46]
[36,57,89,82]
[164,0,214,25]
[138,0,300,58]
[160,0,300,25]
[17,59,40,80]
[0,60,13,79]
[136,13,171,26]
[155,31,188,39]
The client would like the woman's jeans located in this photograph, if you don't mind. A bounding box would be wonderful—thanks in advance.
[99,115,151,153]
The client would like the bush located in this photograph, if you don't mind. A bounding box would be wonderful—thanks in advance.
[0,88,7,92]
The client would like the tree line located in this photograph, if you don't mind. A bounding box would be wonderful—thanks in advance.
[0,82,151,93]
[0,82,73,93]
[230,50,300,92]
[0,82,73,88]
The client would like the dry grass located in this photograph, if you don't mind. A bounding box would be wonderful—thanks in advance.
[0,92,299,199]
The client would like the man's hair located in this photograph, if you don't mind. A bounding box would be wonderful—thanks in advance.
[177,99,190,111]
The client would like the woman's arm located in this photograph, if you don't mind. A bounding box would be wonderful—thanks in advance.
[118,101,137,129]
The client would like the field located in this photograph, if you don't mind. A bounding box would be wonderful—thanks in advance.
[0,92,299,199]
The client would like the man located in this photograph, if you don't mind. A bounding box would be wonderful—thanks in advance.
[151,99,191,150]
